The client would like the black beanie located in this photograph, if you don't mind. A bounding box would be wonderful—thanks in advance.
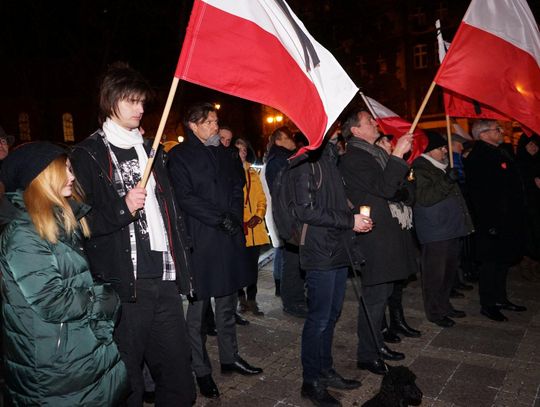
[424,130,448,153]
[1,142,66,192]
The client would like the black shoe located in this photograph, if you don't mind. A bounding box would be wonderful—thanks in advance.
[356,359,388,375]
[447,309,466,318]
[301,380,341,406]
[495,301,527,312]
[432,317,455,328]
[457,282,474,291]
[379,344,405,361]
[196,374,220,399]
[283,304,308,318]
[221,356,263,375]
[235,312,250,326]
[449,289,465,298]
[319,369,361,390]
[382,329,401,343]
[481,306,508,321]
[388,307,422,338]
[205,327,217,336]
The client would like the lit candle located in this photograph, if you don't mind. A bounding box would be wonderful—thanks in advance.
[360,205,371,217]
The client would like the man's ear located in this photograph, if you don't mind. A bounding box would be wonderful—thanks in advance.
[350,125,361,137]
[188,122,197,133]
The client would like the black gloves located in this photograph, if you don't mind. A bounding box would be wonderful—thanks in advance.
[445,168,460,183]
[218,212,242,235]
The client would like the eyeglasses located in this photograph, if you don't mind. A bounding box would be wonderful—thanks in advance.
[484,127,503,134]
[0,138,9,145]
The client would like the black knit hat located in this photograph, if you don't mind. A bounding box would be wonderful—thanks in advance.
[1,142,66,192]
[424,130,448,153]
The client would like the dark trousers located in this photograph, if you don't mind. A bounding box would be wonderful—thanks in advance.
[281,243,306,310]
[421,238,460,321]
[187,293,238,377]
[479,261,509,306]
[357,282,393,362]
[114,279,196,407]
[301,268,347,383]
[238,246,261,301]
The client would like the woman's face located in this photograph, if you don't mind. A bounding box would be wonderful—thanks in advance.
[62,159,76,197]
[237,144,248,163]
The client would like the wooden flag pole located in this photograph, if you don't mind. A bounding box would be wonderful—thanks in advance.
[446,114,454,168]
[408,81,437,134]
[140,77,180,189]
[359,91,378,119]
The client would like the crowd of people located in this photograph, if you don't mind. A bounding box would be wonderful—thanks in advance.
[0,62,539,407]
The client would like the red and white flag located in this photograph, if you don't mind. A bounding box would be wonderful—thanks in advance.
[365,96,428,163]
[434,0,540,135]
[175,0,358,151]
[436,20,508,121]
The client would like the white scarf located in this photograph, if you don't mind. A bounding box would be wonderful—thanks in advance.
[421,153,448,172]
[103,118,168,252]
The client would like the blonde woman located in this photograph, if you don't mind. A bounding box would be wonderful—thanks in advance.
[235,138,270,315]
[0,142,127,406]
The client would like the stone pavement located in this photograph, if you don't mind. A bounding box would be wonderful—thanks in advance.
[163,252,540,407]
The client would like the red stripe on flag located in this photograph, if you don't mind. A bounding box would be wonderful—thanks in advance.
[435,23,540,135]
[176,1,327,147]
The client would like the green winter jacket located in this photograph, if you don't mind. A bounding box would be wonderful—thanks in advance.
[0,192,128,406]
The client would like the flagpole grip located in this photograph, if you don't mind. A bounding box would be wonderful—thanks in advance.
[446,114,454,168]
[140,77,180,189]
[408,81,436,134]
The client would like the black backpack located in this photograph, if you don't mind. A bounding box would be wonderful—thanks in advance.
[271,159,321,246]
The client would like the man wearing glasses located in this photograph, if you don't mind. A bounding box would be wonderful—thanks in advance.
[465,120,527,322]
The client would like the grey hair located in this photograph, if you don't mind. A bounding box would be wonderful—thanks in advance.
[471,119,497,140]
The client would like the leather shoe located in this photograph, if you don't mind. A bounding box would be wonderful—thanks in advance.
[235,312,250,326]
[382,329,401,343]
[283,304,308,318]
[319,369,361,390]
[301,380,341,406]
[432,317,455,328]
[447,309,466,318]
[357,359,388,375]
[495,301,527,312]
[481,306,508,321]
[221,356,262,375]
[457,282,474,291]
[379,344,405,361]
[196,374,220,399]
[450,289,465,298]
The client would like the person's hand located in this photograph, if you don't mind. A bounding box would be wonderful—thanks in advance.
[219,212,241,235]
[392,133,413,158]
[125,184,147,214]
[353,214,373,233]
[246,215,262,229]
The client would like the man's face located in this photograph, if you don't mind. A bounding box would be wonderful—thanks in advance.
[427,145,449,165]
[219,129,233,147]
[275,131,296,151]
[352,111,379,143]
[480,125,504,146]
[112,94,145,131]
[0,138,9,160]
[189,111,219,143]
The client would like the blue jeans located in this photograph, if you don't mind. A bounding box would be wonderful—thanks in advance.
[301,267,348,383]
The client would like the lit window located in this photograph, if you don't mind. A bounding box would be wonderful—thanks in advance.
[413,44,428,69]
[18,112,31,141]
[63,113,75,142]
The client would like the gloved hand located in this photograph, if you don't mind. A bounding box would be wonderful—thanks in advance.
[445,168,460,183]
[245,215,262,229]
[218,212,241,235]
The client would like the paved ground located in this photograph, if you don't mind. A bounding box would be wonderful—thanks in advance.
[184,252,540,407]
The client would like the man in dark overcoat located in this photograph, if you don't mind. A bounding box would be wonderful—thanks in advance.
[465,119,527,321]
[167,103,262,400]
[339,109,415,375]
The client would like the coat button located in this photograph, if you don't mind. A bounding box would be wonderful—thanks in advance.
[120,209,125,215]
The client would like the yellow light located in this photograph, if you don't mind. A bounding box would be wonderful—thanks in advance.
[178,136,185,143]
[214,103,221,110]
[276,115,283,122]
[515,84,524,93]
[266,116,275,124]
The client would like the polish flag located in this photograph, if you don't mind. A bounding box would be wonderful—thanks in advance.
[436,20,508,121]
[365,96,428,163]
[434,0,540,135]
[175,0,358,151]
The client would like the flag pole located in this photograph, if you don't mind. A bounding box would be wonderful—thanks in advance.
[408,81,436,134]
[445,114,454,168]
[140,77,180,189]
[359,91,378,120]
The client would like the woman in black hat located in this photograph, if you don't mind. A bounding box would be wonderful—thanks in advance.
[0,142,128,406]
